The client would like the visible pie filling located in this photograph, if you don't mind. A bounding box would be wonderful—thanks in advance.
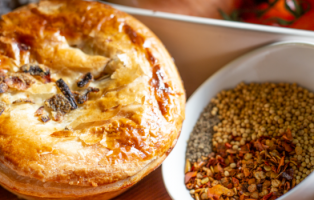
[0,0,184,186]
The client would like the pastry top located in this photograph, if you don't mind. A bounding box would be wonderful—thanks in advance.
[0,0,185,186]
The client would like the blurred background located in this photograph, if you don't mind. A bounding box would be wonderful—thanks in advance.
[105,0,314,31]
[1,0,314,31]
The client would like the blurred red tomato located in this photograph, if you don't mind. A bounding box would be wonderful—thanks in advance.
[110,0,314,31]
[241,0,296,26]
[260,0,295,20]
[291,0,314,30]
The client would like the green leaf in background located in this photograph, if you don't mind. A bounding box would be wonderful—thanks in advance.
[268,17,295,25]
[284,0,304,18]
[257,0,280,17]
[230,10,240,21]
[218,9,240,21]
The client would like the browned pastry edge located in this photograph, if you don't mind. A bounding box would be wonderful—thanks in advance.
[0,146,175,199]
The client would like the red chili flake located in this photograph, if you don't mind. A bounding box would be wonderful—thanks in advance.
[234,136,242,141]
[208,185,233,200]
[216,144,228,158]
[282,141,293,152]
[216,163,224,173]
[240,145,250,153]
[282,128,293,140]
[277,156,285,173]
[270,195,278,200]
[208,152,216,158]
[214,173,222,180]
[282,168,294,181]
[254,140,264,151]
[232,177,240,187]
[185,171,197,184]
[225,143,232,148]
[284,182,291,190]
[227,183,233,189]
[262,192,273,200]
[217,156,226,166]
[228,155,235,164]
[282,162,290,172]
[207,182,211,187]
[243,167,250,177]
[226,149,238,154]
[237,160,242,168]
[207,158,217,167]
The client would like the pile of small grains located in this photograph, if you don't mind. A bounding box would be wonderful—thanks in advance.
[185,82,314,200]
[186,102,220,163]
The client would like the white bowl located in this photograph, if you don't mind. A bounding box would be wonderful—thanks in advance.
[162,41,314,200]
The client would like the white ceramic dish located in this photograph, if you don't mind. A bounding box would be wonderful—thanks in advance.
[162,41,314,200]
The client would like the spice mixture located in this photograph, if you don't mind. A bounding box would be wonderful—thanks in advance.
[185,82,314,200]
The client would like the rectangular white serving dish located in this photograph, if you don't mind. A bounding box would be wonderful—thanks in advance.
[105,2,314,97]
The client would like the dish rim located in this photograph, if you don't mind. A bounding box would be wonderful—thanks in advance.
[105,2,314,38]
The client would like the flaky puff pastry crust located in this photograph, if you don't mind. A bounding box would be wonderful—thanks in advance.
[0,0,185,198]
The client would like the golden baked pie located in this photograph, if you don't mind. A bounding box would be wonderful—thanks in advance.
[0,0,185,199]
